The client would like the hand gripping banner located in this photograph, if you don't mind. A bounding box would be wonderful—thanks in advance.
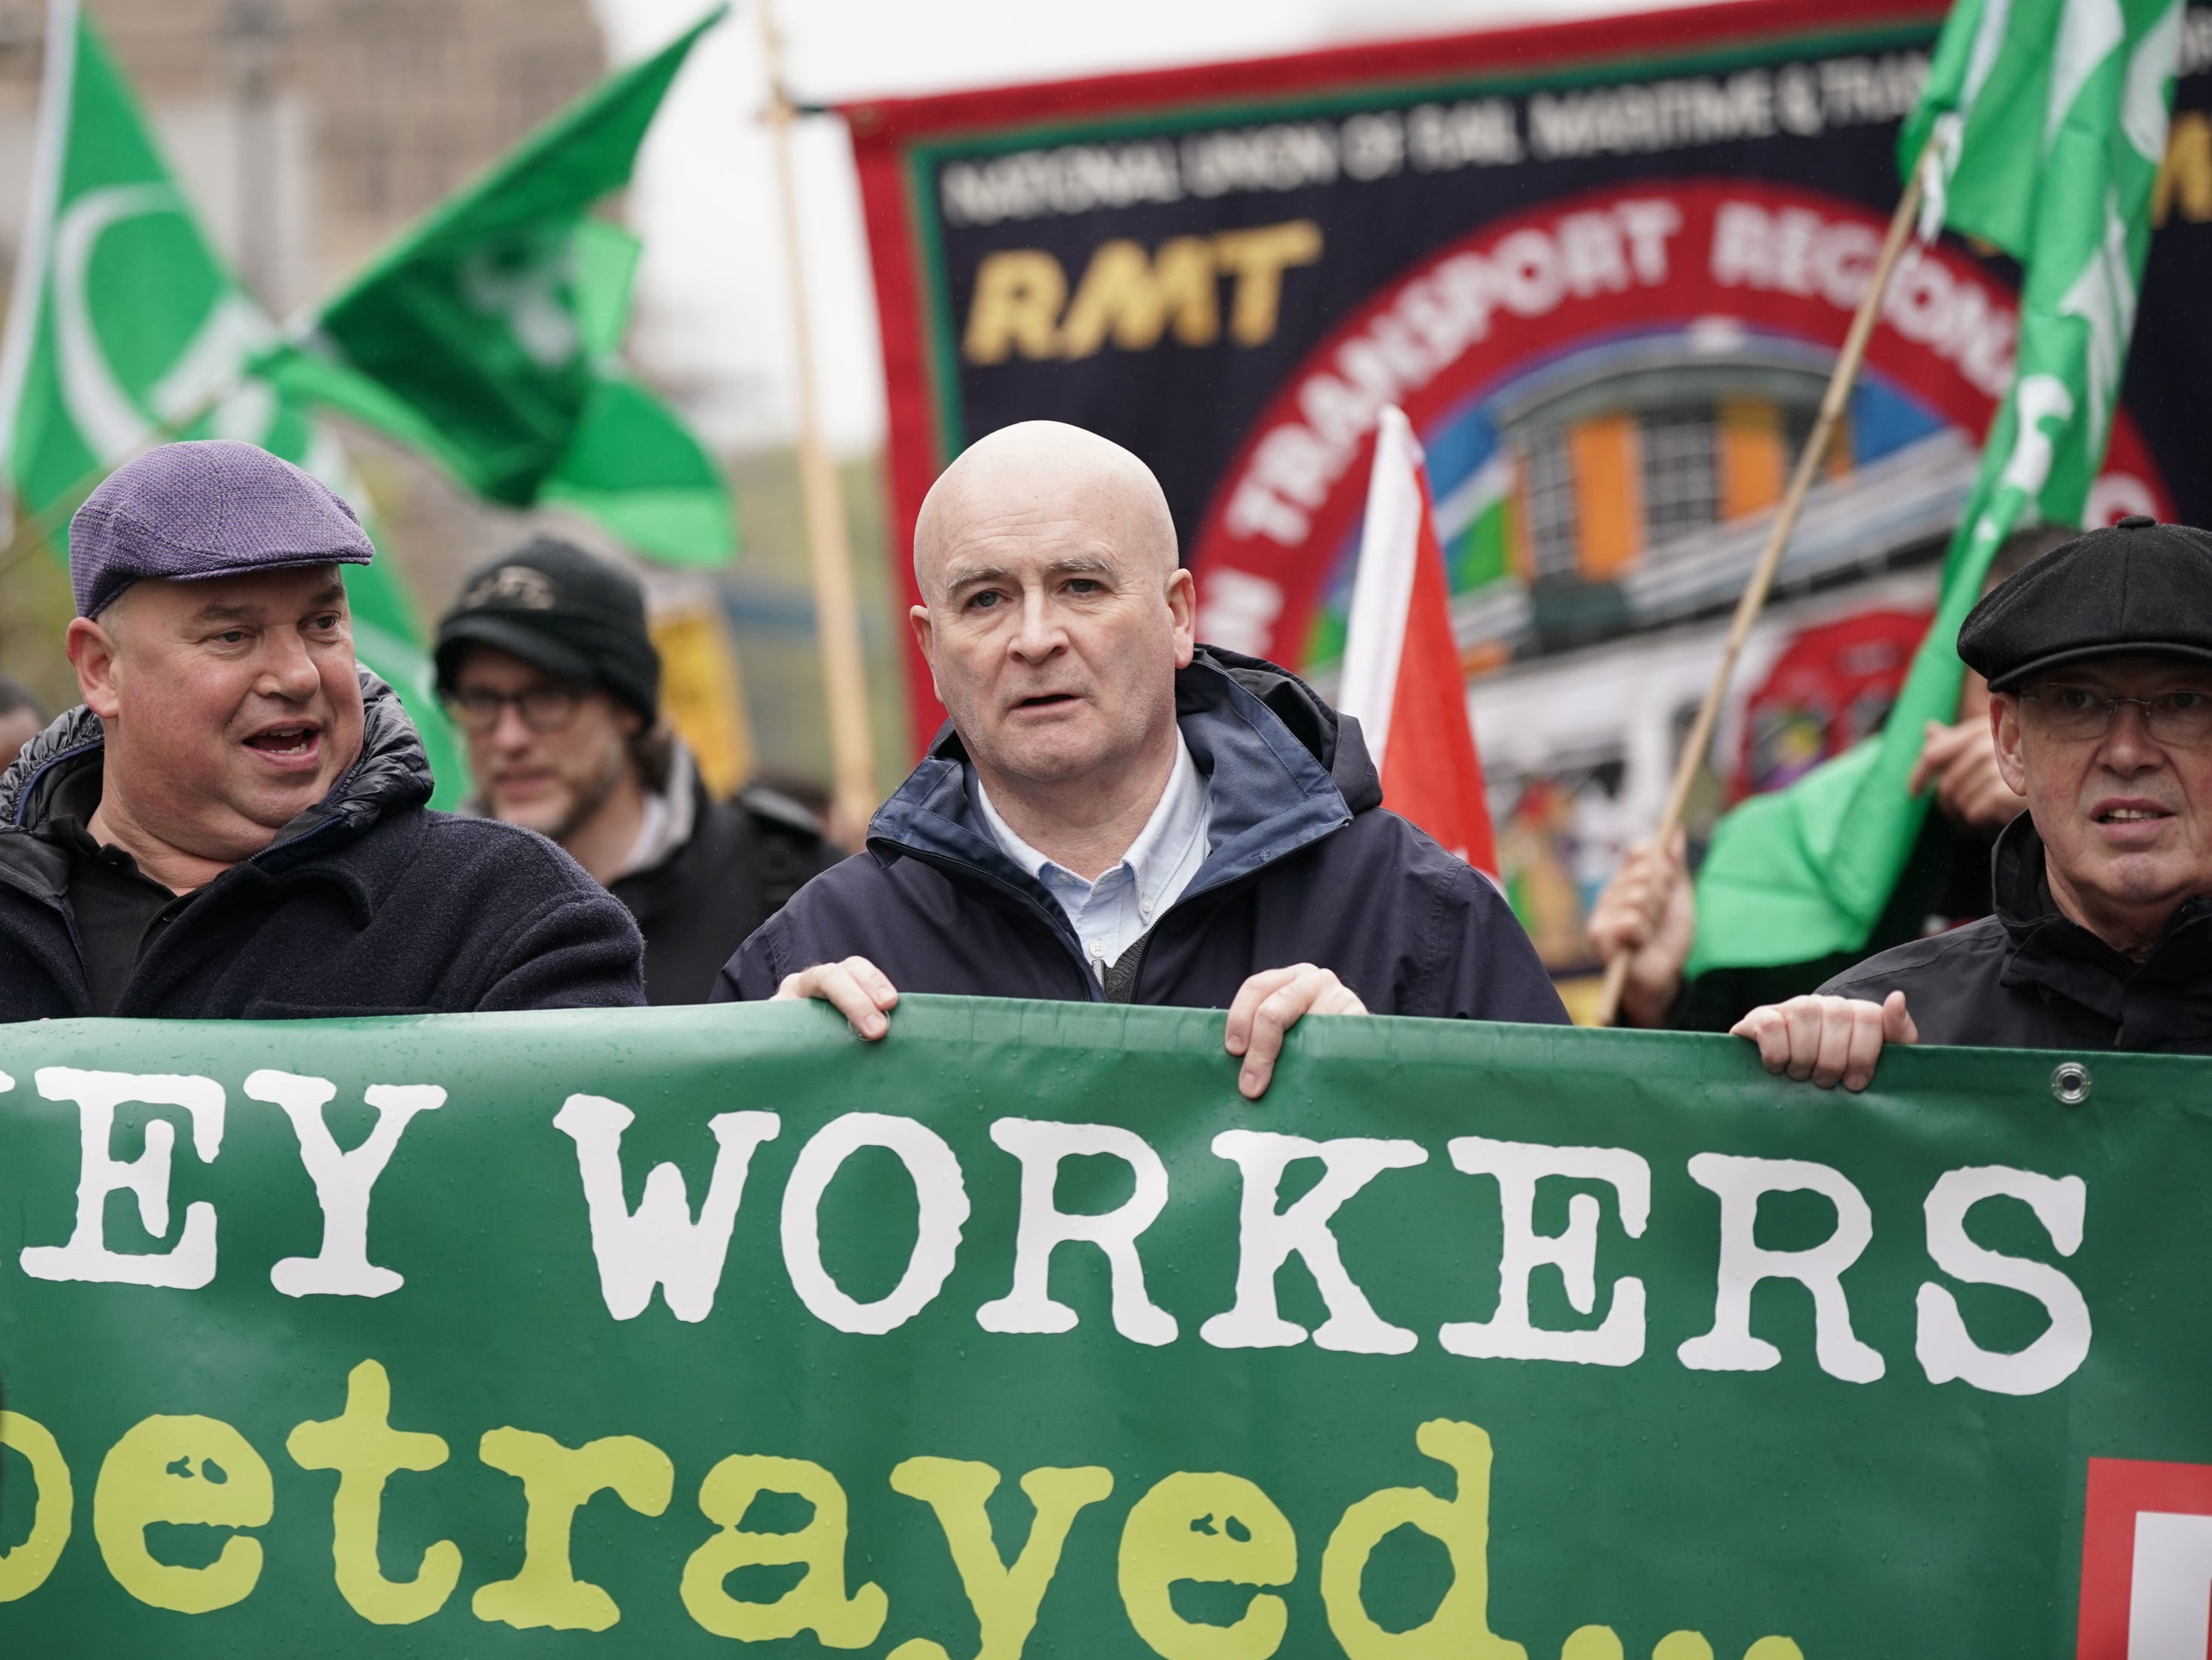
[0,999,2205,1656]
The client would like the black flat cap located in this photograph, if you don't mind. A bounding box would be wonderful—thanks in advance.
[1958,516,2212,691]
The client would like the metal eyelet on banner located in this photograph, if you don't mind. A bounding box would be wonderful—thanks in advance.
[2050,1061,2094,1106]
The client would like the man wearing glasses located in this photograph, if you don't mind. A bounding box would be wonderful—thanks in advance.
[1733,516,2212,1088]
[435,540,835,1002]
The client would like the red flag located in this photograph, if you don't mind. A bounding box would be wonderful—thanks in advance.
[1337,405,1500,876]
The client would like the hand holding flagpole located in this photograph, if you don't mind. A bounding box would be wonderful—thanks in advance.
[1592,149,1929,1027]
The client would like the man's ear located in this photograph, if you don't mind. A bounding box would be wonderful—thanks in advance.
[1992,691,2028,796]
[66,616,122,721]
[1164,568,1197,669]
[908,604,943,701]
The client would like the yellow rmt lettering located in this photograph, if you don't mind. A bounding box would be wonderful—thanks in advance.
[2155,111,2212,227]
[964,220,1323,365]
[1060,237,1219,359]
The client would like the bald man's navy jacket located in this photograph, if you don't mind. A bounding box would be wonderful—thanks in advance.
[714,648,1568,1024]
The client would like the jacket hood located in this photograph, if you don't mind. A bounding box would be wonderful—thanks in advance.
[866,646,1361,932]
[0,666,433,872]
[1194,645,1381,814]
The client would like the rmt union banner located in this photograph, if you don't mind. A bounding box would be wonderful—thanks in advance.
[1,1000,2208,1657]
[847,0,2212,769]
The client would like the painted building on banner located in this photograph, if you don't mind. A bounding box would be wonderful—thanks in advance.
[851,0,2212,976]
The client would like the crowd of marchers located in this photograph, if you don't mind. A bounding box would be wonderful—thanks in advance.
[2,426,2209,1096]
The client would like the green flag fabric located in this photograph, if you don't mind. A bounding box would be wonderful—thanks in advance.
[3,999,2208,1655]
[542,220,740,568]
[540,373,740,567]
[253,7,737,568]
[0,0,466,804]
[1685,0,2183,978]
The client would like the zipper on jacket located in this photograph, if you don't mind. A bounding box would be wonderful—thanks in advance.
[888,842,1108,1002]
[56,890,93,1008]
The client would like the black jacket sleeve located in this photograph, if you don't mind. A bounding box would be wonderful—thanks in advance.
[470,838,648,1010]
[710,914,783,1003]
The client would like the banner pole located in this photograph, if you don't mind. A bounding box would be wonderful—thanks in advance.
[1592,149,1931,1028]
[758,0,878,842]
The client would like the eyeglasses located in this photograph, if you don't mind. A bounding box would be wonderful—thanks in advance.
[443,684,583,735]
[2020,684,2212,744]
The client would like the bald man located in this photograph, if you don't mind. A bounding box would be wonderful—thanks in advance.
[713,422,1565,1095]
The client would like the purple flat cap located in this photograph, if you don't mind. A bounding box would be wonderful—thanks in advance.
[69,439,374,618]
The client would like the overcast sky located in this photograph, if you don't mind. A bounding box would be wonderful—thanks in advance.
[590,0,1697,454]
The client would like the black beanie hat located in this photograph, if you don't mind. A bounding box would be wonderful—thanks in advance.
[434,537,660,721]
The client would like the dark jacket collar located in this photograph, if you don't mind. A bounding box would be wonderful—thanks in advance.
[866,647,1361,935]
[0,667,434,914]
[1990,814,2212,1026]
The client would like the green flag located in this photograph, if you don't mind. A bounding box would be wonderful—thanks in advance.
[541,217,740,568]
[0,0,467,805]
[541,373,740,567]
[1685,0,2183,978]
[254,7,737,568]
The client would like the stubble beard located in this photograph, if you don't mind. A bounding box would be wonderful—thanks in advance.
[547,746,632,846]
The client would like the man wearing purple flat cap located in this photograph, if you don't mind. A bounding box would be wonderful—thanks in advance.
[0,439,645,1018]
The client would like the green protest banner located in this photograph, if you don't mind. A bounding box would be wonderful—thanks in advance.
[0,999,2204,1658]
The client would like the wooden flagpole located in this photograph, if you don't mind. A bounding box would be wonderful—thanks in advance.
[758,0,878,842]
[1592,152,1931,1027]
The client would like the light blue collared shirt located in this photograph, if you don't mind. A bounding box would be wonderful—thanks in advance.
[976,735,1212,982]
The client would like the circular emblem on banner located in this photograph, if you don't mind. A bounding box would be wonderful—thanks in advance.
[1187,178,2171,676]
